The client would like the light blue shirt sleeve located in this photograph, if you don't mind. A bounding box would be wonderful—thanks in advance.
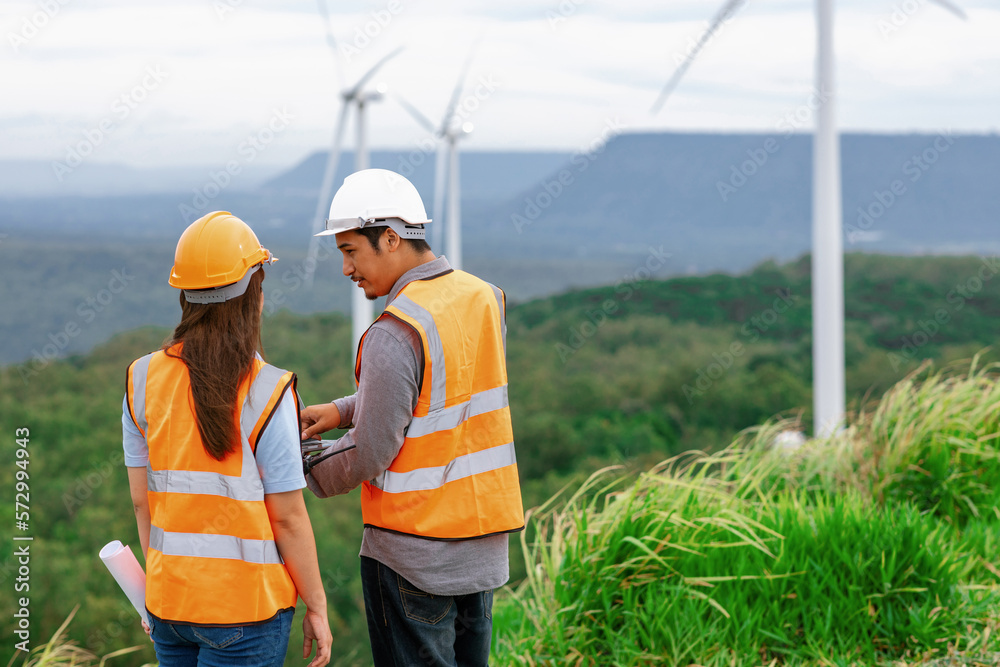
[122,395,148,467]
[255,389,307,495]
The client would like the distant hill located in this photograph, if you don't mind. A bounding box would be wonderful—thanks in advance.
[3,132,999,364]
[260,149,574,202]
[256,131,1000,271]
[468,131,1000,270]
[0,159,282,197]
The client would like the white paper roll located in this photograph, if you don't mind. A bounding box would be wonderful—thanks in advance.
[99,540,148,625]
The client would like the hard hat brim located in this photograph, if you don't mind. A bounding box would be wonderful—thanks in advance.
[316,216,429,239]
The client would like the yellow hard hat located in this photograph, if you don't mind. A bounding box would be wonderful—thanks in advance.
[169,211,275,302]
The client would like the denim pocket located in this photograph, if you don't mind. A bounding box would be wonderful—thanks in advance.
[397,574,453,624]
[192,625,244,649]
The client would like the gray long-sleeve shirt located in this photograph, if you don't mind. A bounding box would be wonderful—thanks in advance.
[306,255,510,596]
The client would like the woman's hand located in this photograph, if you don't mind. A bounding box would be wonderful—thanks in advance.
[302,607,332,667]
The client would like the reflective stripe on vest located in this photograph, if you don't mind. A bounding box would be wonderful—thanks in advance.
[391,293,448,412]
[405,384,508,439]
[127,347,298,625]
[149,525,283,564]
[370,441,516,493]
[359,270,524,540]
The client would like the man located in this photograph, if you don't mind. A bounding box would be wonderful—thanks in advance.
[300,168,524,667]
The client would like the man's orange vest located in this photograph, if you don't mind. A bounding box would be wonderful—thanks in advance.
[125,345,299,625]
[356,269,525,540]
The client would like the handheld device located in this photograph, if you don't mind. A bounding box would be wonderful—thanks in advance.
[301,437,356,475]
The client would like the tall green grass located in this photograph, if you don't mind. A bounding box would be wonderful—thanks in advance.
[495,359,1000,665]
[5,607,147,667]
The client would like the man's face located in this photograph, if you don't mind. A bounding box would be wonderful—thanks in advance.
[336,229,390,301]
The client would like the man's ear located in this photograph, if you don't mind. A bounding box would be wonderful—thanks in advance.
[383,227,401,251]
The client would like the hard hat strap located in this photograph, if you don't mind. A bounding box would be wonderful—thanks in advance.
[183,264,261,304]
[382,218,426,240]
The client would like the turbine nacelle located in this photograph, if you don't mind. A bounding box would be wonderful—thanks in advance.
[391,40,483,271]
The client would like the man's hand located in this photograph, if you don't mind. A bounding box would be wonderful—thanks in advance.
[302,607,332,667]
[301,403,341,440]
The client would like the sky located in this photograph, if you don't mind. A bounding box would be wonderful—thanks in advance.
[2,0,999,171]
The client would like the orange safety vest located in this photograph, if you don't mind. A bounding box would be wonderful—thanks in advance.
[125,345,299,625]
[356,269,525,540]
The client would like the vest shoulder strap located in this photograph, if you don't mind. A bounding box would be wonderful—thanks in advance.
[240,363,296,452]
[125,351,157,437]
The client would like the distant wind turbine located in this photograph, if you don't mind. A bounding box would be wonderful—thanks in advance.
[651,0,967,436]
[392,42,480,270]
[305,0,403,360]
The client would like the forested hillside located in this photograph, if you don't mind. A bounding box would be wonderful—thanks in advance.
[2,252,999,665]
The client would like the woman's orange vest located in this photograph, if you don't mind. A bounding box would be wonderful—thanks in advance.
[125,346,299,625]
[356,269,524,540]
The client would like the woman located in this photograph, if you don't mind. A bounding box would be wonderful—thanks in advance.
[122,211,332,667]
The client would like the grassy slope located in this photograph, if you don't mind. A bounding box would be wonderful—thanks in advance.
[3,253,1000,665]
[494,360,1000,665]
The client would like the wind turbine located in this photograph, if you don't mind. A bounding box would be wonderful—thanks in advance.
[392,43,480,270]
[304,0,403,360]
[651,0,966,436]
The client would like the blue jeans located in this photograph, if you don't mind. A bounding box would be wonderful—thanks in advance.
[361,556,494,666]
[146,608,293,667]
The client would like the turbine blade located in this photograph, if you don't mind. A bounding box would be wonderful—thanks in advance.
[303,104,349,289]
[314,0,345,88]
[650,0,747,115]
[392,92,437,135]
[349,46,405,97]
[440,39,482,134]
[928,0,968,20]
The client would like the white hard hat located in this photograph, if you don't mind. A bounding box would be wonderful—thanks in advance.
[317,168,431,239]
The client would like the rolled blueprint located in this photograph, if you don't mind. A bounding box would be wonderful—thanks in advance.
[99,540,148,625]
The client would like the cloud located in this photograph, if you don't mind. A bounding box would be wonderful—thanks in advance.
[1,0,997,166]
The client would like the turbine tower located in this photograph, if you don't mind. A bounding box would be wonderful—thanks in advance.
[392,42,480,269]
[305,0,402,359]
[651,0,966,436]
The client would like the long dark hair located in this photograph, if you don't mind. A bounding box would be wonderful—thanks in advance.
[164,268,265,460]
